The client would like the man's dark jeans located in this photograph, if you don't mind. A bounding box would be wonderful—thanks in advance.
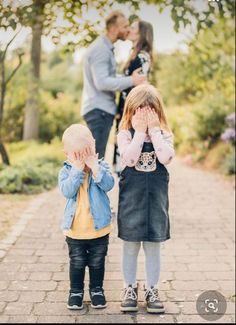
[84,109,114,159]
[66,234,109,293]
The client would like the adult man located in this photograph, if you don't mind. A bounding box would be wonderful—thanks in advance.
[81,11,146,159]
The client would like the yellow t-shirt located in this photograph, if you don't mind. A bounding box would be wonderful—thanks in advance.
[64,172,112,239]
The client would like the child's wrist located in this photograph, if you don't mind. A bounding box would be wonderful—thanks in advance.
[91,163,99,177]
[149,126,161,135]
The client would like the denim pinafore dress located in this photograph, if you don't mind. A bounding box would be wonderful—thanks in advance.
[117,129,170,242]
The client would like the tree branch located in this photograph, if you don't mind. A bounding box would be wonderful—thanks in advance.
[0,28,22,62]
[5,52,23,85]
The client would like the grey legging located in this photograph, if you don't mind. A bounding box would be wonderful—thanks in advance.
[122,241,161,289]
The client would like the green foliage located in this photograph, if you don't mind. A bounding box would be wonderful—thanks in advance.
[7,138,64,165]
[158,16,235,174]
[41,52,83,99]
[2,52,83,143]
[0,0,234,49]
[0,139,64,194]
[157,18,235,106]
[144,0,235,31]
[223,147,235,175]
[39,91,82,142]
[0,161,58,194]
[193,93,230,147]
[203,142,230,169]
[156,52,189,106]
[2,61,29,142]
[184,18,235,103]
[166,105,195,153]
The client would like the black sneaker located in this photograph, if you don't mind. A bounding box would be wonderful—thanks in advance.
[145,287,165,314]
[67,290,84,310]
[120,284,138,312]
[90,286,107,309]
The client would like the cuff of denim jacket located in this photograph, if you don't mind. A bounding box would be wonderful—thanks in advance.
[70,166,85,180]
[93,164,105,183]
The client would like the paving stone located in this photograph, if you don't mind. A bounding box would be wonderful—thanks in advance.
[8,280,57,291]
[4,302,33,315]
[6,316,38,323]
[0,291,20,302]
[136,314,175,323]
[0,316,9,323]
[0,302,6,313]
[29,272,52,281]
[0,156,234,323]
[0,250,6,258]
[33,302,87,316]
[0,272,29,281]
[18,291,46,303]
[176,314,235,323]
[0,281,9,290]
[75,314,135,323]
[37,316,76,323]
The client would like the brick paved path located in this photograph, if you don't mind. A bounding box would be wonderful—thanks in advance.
[0,158,235,323]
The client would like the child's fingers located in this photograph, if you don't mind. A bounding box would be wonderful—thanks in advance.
[84,146,89,157]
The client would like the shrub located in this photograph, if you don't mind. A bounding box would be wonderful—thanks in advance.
[204,142,231,170]
[39,91,82,142]
[0,139,65,194]
[220,112,235,175]
[193,93,231,148]
[0,159,60,194]
[223,147,235,175]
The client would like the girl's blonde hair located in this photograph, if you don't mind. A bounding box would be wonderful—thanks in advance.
[119,84,170,132]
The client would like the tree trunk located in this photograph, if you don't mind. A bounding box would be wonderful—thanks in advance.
[0,142,10,165]
[23,3,44,140]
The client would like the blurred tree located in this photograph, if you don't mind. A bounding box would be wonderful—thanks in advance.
[0,0,234,140]
[147,0,235,31]
[156,15,234,156]
[156,16,235,106]
[0,30,24,165]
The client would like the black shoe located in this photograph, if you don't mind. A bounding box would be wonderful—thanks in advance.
[90,286,107,309]
[145,287,165,314]
[120,284,138,312]
[67,290,84,310]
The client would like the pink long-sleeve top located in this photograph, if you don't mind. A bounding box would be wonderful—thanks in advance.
[117,127,175,170]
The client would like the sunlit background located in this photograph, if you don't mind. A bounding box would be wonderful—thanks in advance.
[0,0,235,195]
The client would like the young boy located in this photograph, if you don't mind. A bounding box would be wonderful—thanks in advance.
[58,124,114,310]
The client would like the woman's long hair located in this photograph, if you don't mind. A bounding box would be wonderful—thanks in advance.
[124,20,153,72]
[119,84,170,132]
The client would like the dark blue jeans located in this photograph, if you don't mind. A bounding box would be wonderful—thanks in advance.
[66,234,109,293]
[84,109,114,159]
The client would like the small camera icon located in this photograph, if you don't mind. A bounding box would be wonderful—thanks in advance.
[204,299,219,313]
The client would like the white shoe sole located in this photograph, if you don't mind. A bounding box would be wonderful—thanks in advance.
[120,306,138,312]
[91,303,107,309]
[67,304,83,310]
[147,307,165,314]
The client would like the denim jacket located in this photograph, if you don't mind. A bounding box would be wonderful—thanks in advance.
[58,159,115,231]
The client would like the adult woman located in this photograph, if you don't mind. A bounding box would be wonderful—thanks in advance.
[113,19,154,174]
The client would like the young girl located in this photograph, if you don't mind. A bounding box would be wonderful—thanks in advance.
[117,84,175,314]
[113,19,153,175]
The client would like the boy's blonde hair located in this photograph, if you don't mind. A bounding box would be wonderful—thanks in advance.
[62,124,94,152]
[119,84,170,132]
